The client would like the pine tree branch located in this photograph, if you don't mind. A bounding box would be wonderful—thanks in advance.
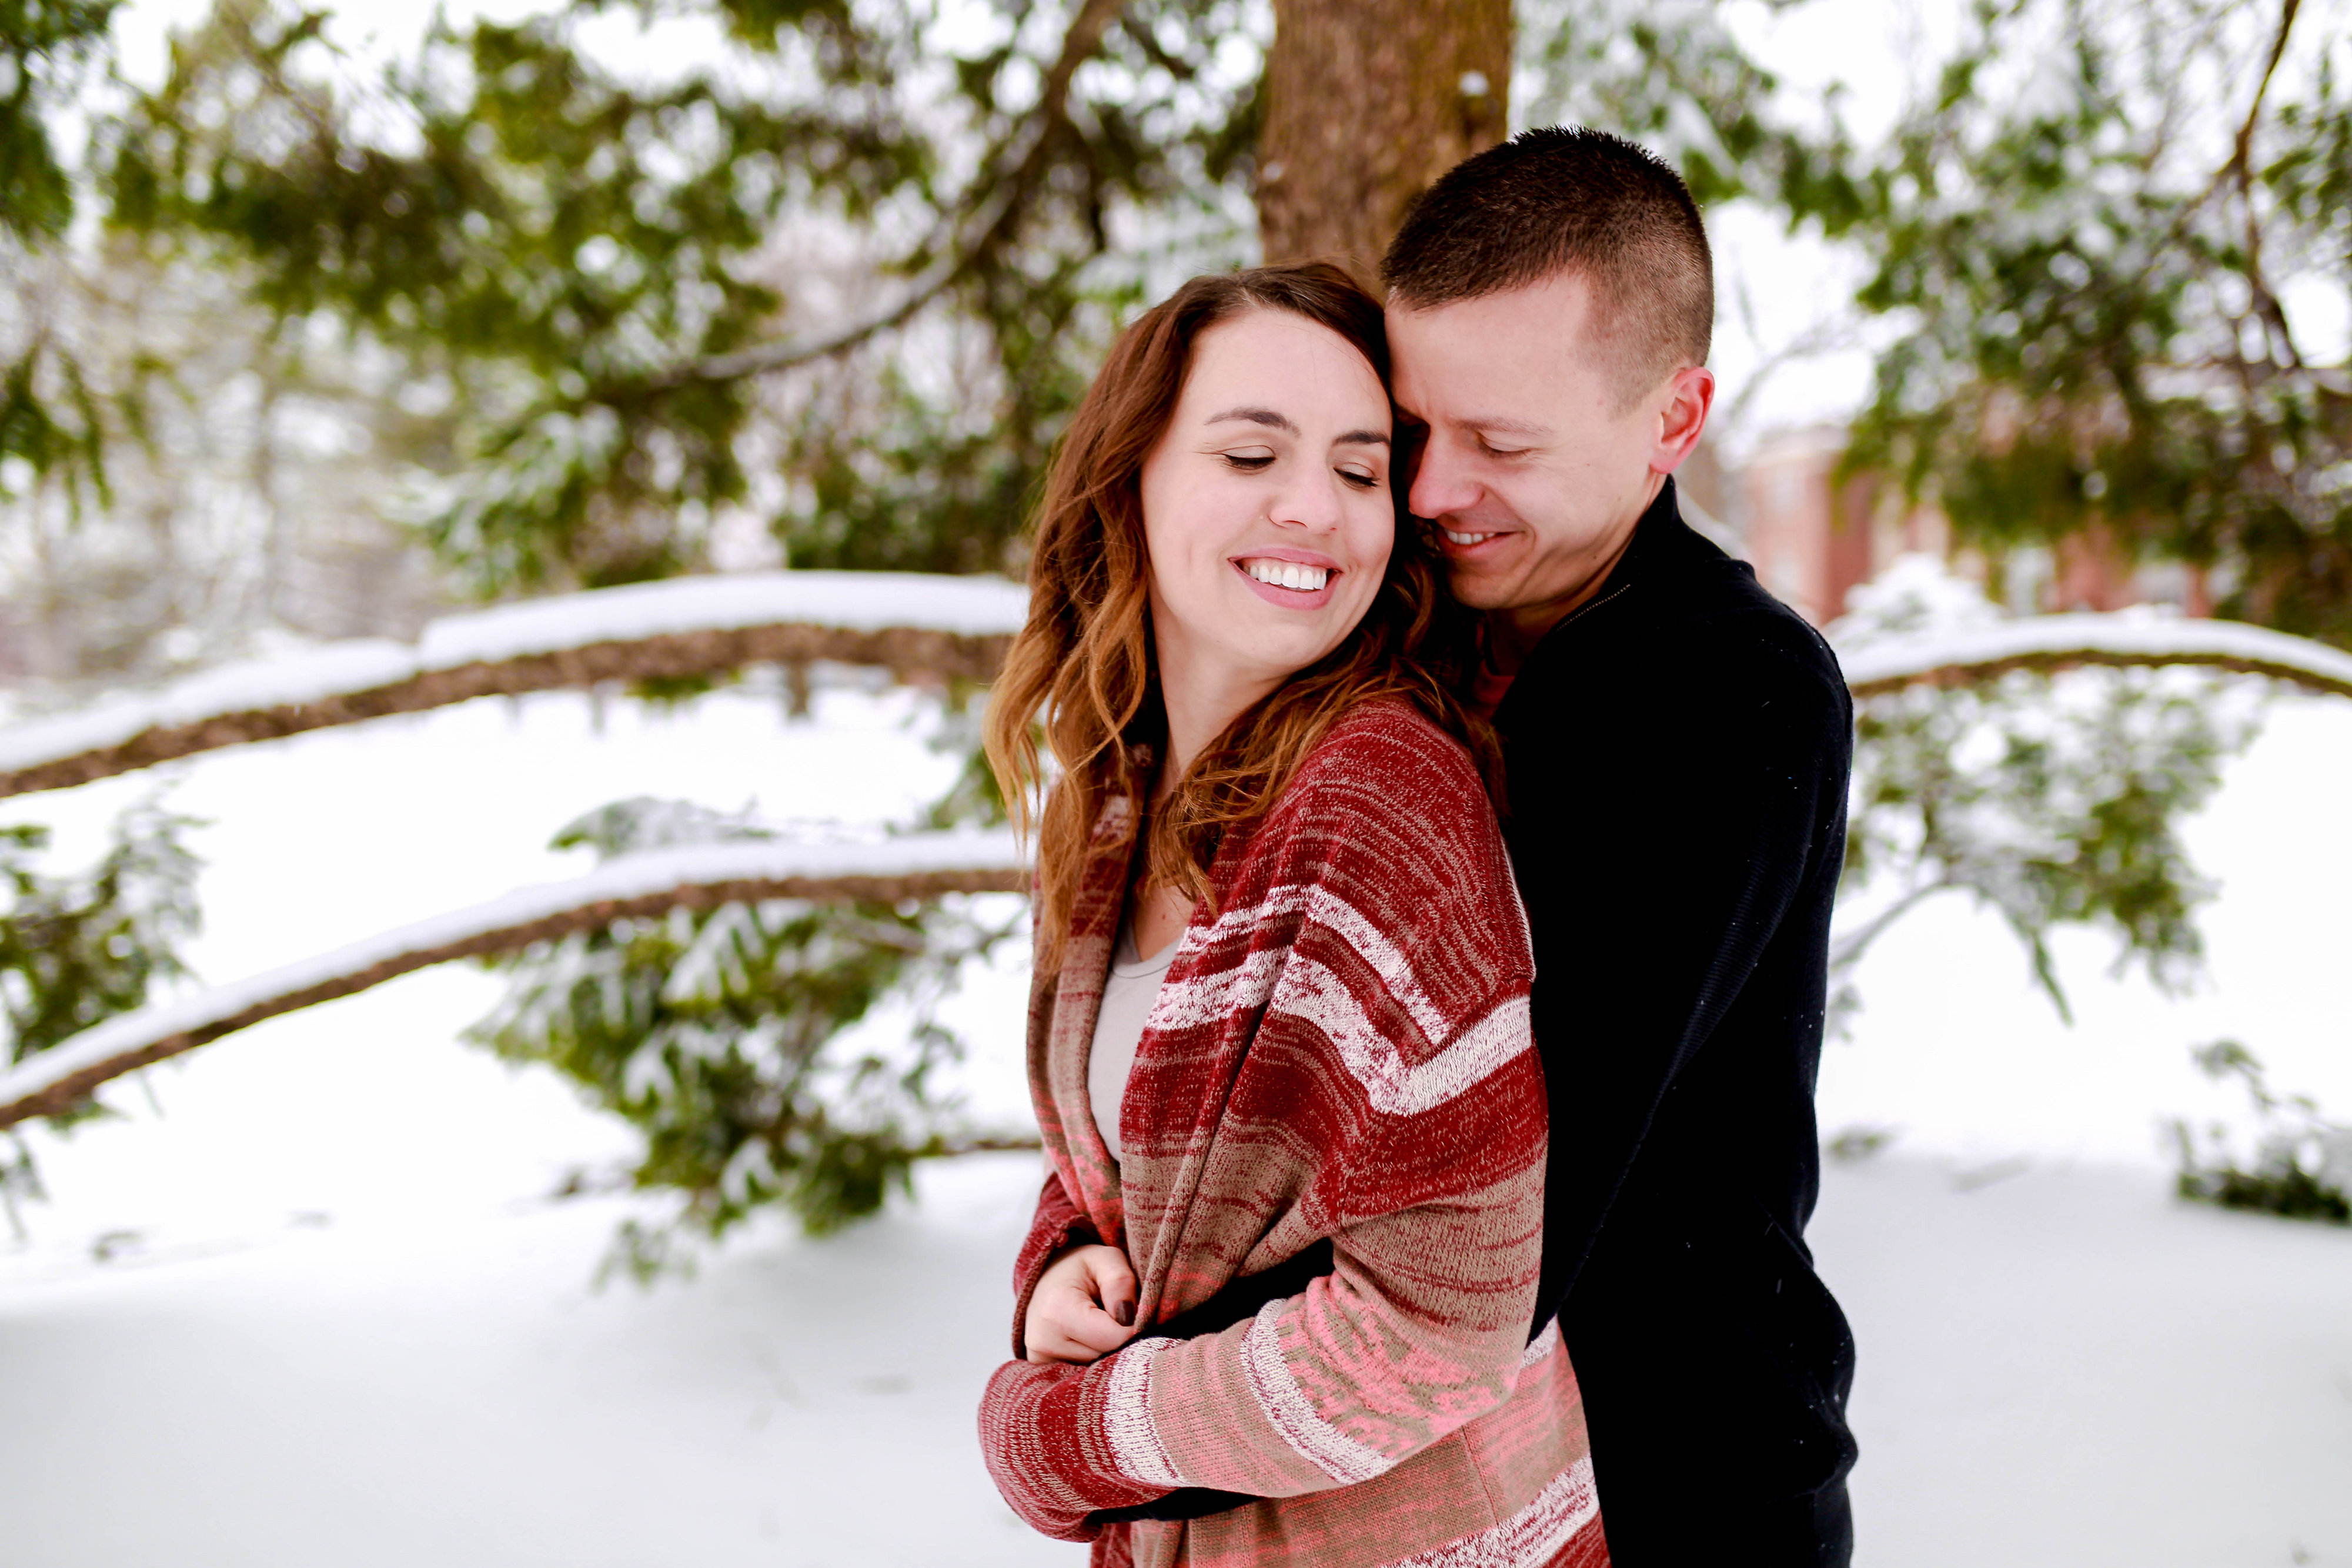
[0,571,1026,799]
[0,833,1028,1130]
[1839,614,2352,701]
[652,0,1130,387]
[11,576,2351,801]
[1829,877,1958,977]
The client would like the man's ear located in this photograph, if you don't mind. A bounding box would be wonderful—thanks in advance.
[1650,366,1716,476]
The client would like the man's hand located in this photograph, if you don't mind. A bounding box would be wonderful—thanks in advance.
[1024,1243,1139,1364]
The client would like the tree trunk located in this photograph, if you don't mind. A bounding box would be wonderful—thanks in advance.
[1256,0,1513,285]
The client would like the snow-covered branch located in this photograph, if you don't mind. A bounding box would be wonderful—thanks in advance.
[6,552,2349,812]
[0,831,1027,1130]
[0,571,1028,799]
[1840,614,2352,702]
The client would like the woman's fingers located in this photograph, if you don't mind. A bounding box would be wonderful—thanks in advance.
[1024,1288,1126,1362]
[1040,1280,1137,1358]
[1065,1288,1139,1353]
[1022,1244,1143,1364]
[1080,1247,1139,1329]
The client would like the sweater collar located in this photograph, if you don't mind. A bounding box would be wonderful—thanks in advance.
[1486,477,1716,726]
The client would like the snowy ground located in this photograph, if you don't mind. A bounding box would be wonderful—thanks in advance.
[2,677,2348,1566]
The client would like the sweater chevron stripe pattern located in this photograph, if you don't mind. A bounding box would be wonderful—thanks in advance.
[978,701,1611,1568]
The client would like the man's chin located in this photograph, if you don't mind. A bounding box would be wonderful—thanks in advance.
[1441,560,1516,611]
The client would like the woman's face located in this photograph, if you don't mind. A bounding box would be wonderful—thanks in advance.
[1138,309,1395,703]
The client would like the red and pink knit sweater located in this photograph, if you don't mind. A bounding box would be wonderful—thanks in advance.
[978,701,1608,1568]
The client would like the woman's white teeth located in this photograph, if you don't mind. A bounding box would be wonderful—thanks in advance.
[1244,559,1329,591]
[1443,527,1496,546]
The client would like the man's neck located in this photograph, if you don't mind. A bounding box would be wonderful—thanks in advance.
[1484,481,1662,674]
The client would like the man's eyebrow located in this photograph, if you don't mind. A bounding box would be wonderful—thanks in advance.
[1206,407,1298,434]
[1464,416,1549,439]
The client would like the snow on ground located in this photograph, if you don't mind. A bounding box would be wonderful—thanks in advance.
[1816,1155,2352,1567]
[1,674,2348,1565]
[0,1155,1073,1568]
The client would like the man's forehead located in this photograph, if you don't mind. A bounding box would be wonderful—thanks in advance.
[1387,389,1552,439]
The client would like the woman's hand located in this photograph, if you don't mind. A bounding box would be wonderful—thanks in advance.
[1024,1243,1140,1364]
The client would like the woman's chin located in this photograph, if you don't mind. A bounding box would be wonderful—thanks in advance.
[1214,632,1351,688]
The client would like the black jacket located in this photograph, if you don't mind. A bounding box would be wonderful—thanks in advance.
[1497,480,1857,1565]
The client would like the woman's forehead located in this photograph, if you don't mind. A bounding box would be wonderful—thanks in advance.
[1178,310,1389,423]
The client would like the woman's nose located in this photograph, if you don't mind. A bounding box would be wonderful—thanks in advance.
[1268,470,1349,531]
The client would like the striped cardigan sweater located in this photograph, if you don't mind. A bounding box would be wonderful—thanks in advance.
[978,701,1609,1568]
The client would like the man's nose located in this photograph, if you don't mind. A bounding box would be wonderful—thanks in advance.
[1407,438,1480,521]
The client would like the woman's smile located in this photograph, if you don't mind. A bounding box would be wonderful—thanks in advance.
[1232,546,1341,604]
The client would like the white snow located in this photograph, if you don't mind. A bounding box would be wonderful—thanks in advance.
[1814,1154,2352,1566]
[0,570,1030,779]
[0,827,1024,1125]
[1837,607,2352,698]
[0,656,2346,1566]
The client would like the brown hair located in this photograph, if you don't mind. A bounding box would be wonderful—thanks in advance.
[1381,126,1713,409]
[985,262,1494,969]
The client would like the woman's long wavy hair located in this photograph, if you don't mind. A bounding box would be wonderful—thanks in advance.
[984,262,1497,970]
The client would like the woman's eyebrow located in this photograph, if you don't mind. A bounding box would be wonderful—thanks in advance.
[1206,407,1298,433]
[1334,429,1390,447]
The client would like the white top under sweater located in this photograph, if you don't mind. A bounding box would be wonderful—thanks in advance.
[1087,921,1177,1164]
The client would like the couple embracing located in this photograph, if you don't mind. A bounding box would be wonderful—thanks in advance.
[976,129,1859,1568]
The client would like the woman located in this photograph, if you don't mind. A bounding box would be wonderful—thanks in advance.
[977,262,1608,1568]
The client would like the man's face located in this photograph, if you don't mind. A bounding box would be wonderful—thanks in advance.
[1387,271,1707,624]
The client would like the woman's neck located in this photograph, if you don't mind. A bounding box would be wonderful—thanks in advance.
[1152,636,1280,803]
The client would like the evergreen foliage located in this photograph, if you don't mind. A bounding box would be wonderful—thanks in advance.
[1,0,1845,601]
[1830,560,2259,1023]
[0,0,119,243]
[85,0,1262,594]
[2173,1039,2352,1223]
[465,794,1024,1279]
[1842,0,2352,644]
[1516,0,1865,222]
[1,0,123,514]
[0,798,203,1233]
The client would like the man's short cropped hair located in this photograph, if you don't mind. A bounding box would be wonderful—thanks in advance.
[1381,127,1713,407]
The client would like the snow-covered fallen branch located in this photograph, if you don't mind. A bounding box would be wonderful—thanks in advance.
[0,831,1027,1131]
[1840,614,2352,702]
[0,572,1028,799]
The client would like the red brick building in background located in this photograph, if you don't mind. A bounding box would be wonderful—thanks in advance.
[1722,425,2213,628]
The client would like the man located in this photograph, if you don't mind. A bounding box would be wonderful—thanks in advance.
[1380,128,1859,1565]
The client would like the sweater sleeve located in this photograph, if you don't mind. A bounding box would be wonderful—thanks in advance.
[977,982,1547,1519]
[1146,1156,1544,1496]
[1009,1168,1101,1360]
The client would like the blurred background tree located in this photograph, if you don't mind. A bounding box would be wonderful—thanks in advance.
[2,0,1860,635]
[2,0,2346,1251]
[1845,0,2352,646]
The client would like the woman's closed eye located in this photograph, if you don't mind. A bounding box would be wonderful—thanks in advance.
[1337,464,1382,490]
[1220,447,1277,472]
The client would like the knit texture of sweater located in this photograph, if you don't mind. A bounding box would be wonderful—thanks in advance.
[977,701,1609,1568]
